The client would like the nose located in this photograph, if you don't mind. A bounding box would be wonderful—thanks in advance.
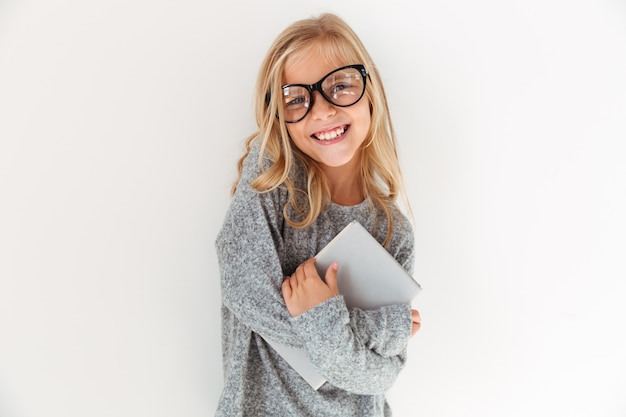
[309,91,336,120]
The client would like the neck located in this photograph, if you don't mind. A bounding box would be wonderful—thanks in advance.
[321,160,365,206]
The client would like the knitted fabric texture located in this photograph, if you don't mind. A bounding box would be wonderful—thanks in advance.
[215,139,415,416]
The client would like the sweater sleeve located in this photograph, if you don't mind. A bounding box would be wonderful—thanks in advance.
[216,147,301,348]
[291,297,411,395]
[349,304,412,358]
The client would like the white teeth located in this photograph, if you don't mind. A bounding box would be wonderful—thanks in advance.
[315,126,346,141]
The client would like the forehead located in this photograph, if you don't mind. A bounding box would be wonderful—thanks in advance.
[282,45,351,85]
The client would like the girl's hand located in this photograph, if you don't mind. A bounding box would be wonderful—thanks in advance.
[282,258,340,317]
[411,309,421,337]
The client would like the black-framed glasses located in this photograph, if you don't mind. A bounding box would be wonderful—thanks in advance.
[279,64,367,123]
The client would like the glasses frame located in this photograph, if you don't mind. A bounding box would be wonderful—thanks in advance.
[279,64,368,124]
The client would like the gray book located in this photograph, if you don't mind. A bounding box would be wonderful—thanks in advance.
[264,220,422,389]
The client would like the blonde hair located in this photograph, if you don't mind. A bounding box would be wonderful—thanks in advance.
[233,13,411,246]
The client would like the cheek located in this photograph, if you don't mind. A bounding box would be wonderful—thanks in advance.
[285,124,302,141]
[355,101,372,131]
[358,96,372,120]
[285,125,310,153]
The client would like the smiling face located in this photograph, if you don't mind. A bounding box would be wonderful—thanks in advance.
[282,48,371,177]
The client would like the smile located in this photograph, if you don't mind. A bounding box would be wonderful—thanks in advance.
[312,125,348,141]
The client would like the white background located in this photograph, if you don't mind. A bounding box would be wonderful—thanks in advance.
[1,0,625,416]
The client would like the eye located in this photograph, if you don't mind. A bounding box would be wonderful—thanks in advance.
[328,82,359,100]
[285,96,307,107]
[325,71,362,99]
[330,83,349,93]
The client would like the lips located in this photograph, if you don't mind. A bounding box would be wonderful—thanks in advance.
[311,125,349,141]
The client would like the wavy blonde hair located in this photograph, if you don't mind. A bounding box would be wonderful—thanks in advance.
[233,13,411,246]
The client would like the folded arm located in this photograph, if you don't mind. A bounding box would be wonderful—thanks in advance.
[282,258,415,394]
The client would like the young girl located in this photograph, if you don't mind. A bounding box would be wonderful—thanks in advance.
[215,13,421,417]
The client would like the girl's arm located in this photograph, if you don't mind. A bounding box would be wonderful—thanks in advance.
[217,213,301,347]
[282,259,417,395]
[349,305,420,357]
[288,224,418,359]
[216,149,301,348]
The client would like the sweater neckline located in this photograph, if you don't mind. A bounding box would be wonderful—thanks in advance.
[328,197,370,211]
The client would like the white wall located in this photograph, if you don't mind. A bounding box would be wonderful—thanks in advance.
[1,0,625,416]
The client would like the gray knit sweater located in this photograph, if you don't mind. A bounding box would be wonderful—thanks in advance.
[215,140,415,417]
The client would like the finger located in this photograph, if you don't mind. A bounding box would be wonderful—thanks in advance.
[411,309,421,324]
[281,279,292,299]
[410,309,421,337]
[288,273,299,290]
[324,262,339,292]
[295,263,308,281]
[411,321,421,337]
[302,258,320,280]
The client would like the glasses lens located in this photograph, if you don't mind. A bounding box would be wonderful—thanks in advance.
[321,67,365,106]
[282,86,310,123]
